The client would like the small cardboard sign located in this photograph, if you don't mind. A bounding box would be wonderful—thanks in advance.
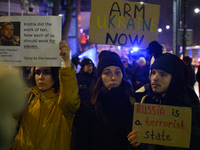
[0,16,61,66]
[89,0,160,48]
[132,103,192,148]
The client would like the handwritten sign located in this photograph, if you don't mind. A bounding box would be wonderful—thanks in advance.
[89,0,160,48]
[0,16,61,66]
[132,103,192,148]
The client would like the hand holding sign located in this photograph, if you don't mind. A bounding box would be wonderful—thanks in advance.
[127,130,140,148]
[59,40,70,68]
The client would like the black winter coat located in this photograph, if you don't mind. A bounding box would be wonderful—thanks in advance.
[137,53,200,150]
[72,86,134,150]
[76,70,96,102]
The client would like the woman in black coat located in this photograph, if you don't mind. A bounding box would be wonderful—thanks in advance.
[72,50,135,150]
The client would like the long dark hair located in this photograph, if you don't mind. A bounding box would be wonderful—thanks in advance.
[29,67,60,93]
[91,77,134,105]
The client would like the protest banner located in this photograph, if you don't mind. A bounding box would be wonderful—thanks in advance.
[89,0,160,48]
[132,103,192,148]
[0,16,61,66]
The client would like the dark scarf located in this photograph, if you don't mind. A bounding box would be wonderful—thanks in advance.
[97,86,128,106]
[95,86,132,130]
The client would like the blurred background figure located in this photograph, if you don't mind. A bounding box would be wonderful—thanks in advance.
[134,41,164,102]
[130,55,138,73]
[129,55,138,91]
[147,41,163,60]
[182,56,196,88]
[76,57,96,102]
[121,56,132,84]
[80,28,89,52]
[22,66,32,88]
[22,67,31,79]
[80,33,88,45]
[196,65,200,97]
[0,65,26,150]
[71,54,80,72]
[133,57,149,91]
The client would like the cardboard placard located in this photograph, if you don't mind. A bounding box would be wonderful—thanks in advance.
[132,103,192,148]
[89,0,160,48]
[0,16,61,66]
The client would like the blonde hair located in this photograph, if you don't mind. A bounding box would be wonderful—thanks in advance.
[138,57,146,66]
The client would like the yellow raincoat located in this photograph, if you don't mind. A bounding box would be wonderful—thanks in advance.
[12,67,80,150]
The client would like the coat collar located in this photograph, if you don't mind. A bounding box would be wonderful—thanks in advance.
[30,86,59,98]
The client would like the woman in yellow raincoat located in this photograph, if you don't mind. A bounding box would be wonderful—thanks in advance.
[12,40,80,150]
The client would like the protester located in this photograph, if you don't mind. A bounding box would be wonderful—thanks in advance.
[0,22,20,46]
[0,66,26,150]
[129,54,139,88]
[133,57,149,91]
[11,40,80,150]
[130,54,139,75]
[128,53,200,149]
[196,65,200,97]
[72,50,135,150]
[22,66,32,88]
[71,54,80,69]
[134,41,163,102]
[182,56,196,88]
[147,40,163,60]
[76,57,96,102]
[121,56,132,84]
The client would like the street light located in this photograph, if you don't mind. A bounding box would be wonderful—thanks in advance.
[166,25,170,29]
[194,8,200,26]
[158,28,162,32]
[194,8,200,45]
[194,8,200,14]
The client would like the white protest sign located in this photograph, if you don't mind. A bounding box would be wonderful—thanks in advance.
[132,103,192,148]
[0,16,61,66]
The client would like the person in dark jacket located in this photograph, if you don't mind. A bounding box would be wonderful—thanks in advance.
[121,56,132,84]
[134,41,163,102]
[196,65,200,97]
[72,50,135,150]
[76,57,96,102]
[183,56,196,88]
[133,57,149,91]
[128,53,200,150]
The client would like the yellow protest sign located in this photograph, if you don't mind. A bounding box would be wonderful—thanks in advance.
[89,0,160,48]
[132,103,192,148]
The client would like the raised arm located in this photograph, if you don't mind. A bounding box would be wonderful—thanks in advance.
[58,40,80,118]
[59,40,71,68]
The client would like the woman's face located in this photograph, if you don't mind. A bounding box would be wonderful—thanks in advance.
[101,66,123,90]
[35,67,54,92]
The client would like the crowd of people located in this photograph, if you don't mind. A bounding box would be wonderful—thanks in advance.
[1,39,200,150]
